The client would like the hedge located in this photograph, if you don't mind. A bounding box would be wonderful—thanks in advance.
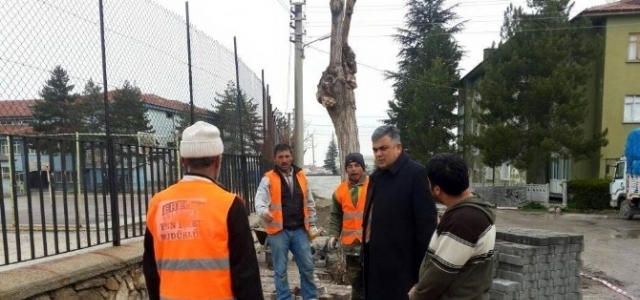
[566,179,611,211]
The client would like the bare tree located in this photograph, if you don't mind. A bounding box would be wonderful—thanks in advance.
[316,0,359,180]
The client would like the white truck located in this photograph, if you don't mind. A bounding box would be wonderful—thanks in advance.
[610,128,640,220]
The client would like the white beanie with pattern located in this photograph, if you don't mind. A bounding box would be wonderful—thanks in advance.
[179,121,224,158]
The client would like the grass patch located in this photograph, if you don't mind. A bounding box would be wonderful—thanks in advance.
[520,202,547,212]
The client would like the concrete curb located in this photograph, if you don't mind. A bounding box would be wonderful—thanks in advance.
[0,242,143,300]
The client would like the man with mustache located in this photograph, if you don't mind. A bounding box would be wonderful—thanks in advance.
[255,143,319,300]
[361,125,438,300]
[326,153,368,300]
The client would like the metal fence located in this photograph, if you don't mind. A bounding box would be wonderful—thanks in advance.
[0,0,280,266]
[470,183,550,207]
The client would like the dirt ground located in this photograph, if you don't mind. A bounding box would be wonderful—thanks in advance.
[308,176,640,298]
[312,196,640,298]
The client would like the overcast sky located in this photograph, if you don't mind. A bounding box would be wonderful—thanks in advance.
[153,0,609,166]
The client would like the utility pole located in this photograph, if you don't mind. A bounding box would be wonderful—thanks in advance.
[311,131,316,167]
[291,0,305,167]
[287,112,292,145]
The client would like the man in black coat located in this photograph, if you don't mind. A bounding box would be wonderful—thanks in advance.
[361,125,438,300]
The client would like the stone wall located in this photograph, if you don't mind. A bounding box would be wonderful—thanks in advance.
[0,242,147,300]
[26,266,147,300]
[490,228,584,300]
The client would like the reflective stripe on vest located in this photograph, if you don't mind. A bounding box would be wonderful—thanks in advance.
[336,177,369,245]
[146,179,236,299]
[157,258,230,271]
[264,170,310,235]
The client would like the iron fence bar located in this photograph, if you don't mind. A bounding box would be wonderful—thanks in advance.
[21,137,35,259]
[60,139,71,252]
[99,143,109,243]
[161,148,167,190]
[81,141,92,246]
[34,139,48,256]
[127,145,135,237]
[150,148,156,197]
[0,150,9,264]
[120,144,128,239]
[136,145,143,236]
[90,142,101,244]
[71,139,81,249]
[49,139,60,254]
[8,136,20,262]
[143,146,150,230]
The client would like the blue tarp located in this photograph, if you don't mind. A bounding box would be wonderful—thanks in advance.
[626,128,640,175]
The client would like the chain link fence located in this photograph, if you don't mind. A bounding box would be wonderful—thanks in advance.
[0,0,280,266]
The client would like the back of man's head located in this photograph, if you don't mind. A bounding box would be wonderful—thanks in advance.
[180,121,224,159]
[426,153,469,196]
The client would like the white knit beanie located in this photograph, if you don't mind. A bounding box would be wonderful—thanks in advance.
[179,121,224,158]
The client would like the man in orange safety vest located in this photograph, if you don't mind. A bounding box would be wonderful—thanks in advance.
[327,153,368,300]
[142,121,263,300]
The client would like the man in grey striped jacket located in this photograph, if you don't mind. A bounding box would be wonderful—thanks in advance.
[409,153,496,300]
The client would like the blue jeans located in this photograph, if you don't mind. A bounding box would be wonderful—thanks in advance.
[268,228,317,300]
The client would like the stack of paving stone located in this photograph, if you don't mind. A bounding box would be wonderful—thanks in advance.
[490,228,584,300]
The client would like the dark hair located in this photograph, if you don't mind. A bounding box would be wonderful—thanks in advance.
[273,143,292,156]
[184,157,216,169]
[425,153,469,196]
[371,125,401,143]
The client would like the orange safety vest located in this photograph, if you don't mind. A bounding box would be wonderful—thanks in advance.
[335,177,369,245]
[146,179,235,300]
[264,170,310,235]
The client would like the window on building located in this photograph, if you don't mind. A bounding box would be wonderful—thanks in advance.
[500,163,511,180]
[0,141,7,155]
[54,171,74,183]
[0,141,22,155]
[629,33,640,61]
[624,95,640,123]
[1,167,10,180]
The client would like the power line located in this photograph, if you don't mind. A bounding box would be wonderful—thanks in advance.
[305,0,528,10]
[274,0,289,12]
[308,20,640,38]
[305,15,583,27]
[305,114,387,118]
[304,45,461,90]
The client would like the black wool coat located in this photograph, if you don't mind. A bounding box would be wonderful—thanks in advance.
[361,152,438,300]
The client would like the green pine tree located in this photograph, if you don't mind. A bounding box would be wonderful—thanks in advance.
[471,0,608,183]
[323,135,338,175]
[110,81,154,146]
[213,81,263,155]
[385,0,463,164]
[31,65,81,153]
[77,79,106,135]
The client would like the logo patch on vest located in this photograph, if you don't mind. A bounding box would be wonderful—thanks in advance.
[158,198,206,241]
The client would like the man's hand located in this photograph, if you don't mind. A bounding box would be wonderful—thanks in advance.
[308,226,319,241]
[408,285,416,300]
[262,211,274,223]
[326,236,339,251]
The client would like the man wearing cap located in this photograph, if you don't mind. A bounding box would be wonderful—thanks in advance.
[142,121,263,300]
[255,143,319,300]
[326,153,368,300]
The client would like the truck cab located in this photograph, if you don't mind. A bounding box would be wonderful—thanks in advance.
[610,156,639,220]
[610,157,626,208]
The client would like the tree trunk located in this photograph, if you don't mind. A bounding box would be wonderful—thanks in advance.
[317,0,359,181]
